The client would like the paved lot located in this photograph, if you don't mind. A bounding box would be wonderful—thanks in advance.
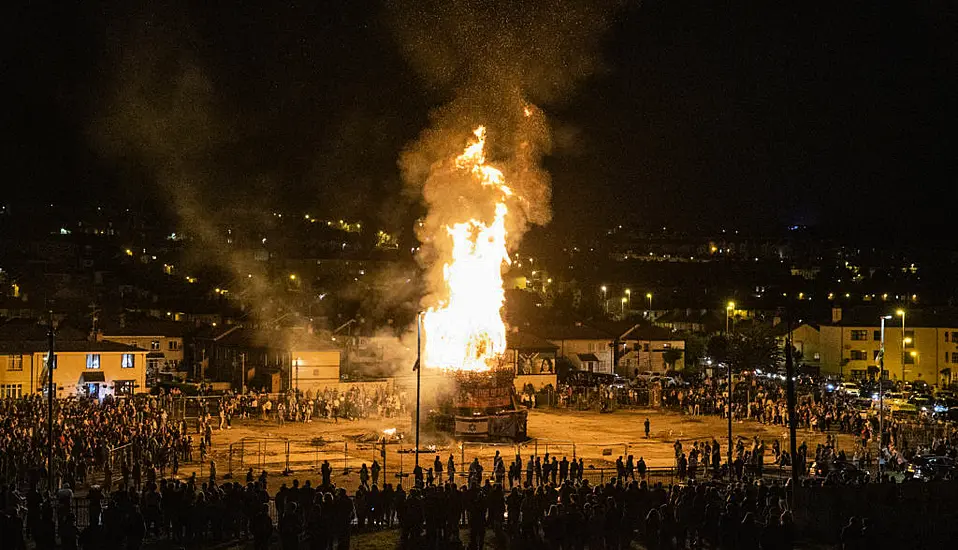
[179,406,855,491]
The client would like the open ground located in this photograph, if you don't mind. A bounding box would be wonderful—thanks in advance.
[182,407,856,492]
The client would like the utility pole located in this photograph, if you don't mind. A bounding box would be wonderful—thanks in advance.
[414,313,422,469]
[784,309,799,490]
[878,315,891,481]
[46,311,56,490]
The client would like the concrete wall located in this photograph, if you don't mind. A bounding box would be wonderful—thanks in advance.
[290,349,342,393]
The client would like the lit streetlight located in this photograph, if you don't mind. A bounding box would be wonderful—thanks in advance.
[647,293,653,320]
[726,300,735,477]
[625,288,632,309]
[621,296,627,315]
[601,285,608,313]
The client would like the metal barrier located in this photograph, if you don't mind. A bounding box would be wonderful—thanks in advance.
[228,437,291,477]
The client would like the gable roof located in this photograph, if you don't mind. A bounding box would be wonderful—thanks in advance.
[506,331,559,352]
[527,323,613,341]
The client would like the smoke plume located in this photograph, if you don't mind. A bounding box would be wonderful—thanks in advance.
[389,0,623,310]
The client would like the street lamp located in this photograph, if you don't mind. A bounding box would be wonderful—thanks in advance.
[601,285,608,313]
[726,300,735,477]
[625,289,632,309]
[620,297,627,316]
[896,309,906,382]
[646,293,653,320]
[878,314,892,481]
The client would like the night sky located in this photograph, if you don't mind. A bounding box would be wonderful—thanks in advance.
[5,1,956,239]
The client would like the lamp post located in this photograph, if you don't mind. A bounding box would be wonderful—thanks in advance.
[625,289,632,310]
[620,297,627,316]
[879,314,892,481]
[47,311,55,490]
[726,301,735,477]
[896,309,906,382]
[601,286,608,314]
[646,293,653,321]
[414,312,423,469]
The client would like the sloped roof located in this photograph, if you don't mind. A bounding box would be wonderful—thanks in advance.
[576,353,601,362]
[99,318,190,338]
[506,331,558,352]
[527,323,613,341]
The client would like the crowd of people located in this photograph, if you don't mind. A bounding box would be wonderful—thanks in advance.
[222,385,407,424]
[0,455,803,550]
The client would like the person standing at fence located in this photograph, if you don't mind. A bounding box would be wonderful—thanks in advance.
[637,456,647,480]
[359,464,370,489]
[371,460,381,487]
[448,455,456,484]
[432,455,442,483]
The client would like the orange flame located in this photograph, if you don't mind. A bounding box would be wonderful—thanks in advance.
[421,126,512,372]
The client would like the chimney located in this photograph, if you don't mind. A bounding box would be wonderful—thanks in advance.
[831,307,842,323]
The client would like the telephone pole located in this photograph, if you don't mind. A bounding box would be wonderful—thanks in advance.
[46,311,56,490]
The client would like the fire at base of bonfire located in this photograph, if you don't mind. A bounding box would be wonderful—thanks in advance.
[421,126,513,373]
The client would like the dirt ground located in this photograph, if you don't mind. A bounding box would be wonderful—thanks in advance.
[174,406,857,492]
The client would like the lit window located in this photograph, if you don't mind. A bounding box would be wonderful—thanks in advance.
[122,354,135,369]
[86,354,101,369]
[151,340,160,350]
[7,355,23,371]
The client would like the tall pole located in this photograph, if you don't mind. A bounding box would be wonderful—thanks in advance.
[647,297,653,373]
[415,313,422,469]
[901,311,906,383]
[726,303,734,477]
[879,315,891,481]
[47,311,55,490]
[784,309,799,488]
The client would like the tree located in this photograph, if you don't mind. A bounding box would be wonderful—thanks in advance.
[727,325,783,373]
[683,333,708,366]
[707,334,730,365]
[662,348,684,372]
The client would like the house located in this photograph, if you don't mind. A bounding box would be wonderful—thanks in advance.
[197,326,341,392]
[99,318,191,385]
[526,323,615,374]
[772,322,822,372]
[0,319,147,399]
[820,307,958,386]
[615,324,687,376]
[504,330,558,391]
[654,309,724,333]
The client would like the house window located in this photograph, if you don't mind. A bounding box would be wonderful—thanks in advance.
[850,350,867,361]
[813,352,821,361]
[850,330,868,341]
[7,355,23,371]
[150,340,160,350]
[904,353,915,365]
[952,352,958,364]
[122,354,135,369]
[86,354,101,369]
[115,380,135,395]
[0,384,22,398]
[952,331,958,343]
[873,330,881,341]
[168,340,179,351]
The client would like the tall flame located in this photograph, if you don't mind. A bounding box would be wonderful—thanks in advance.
[421,126,512,372]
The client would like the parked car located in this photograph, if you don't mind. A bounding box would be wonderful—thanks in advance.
[810,460,868,483]
[906,455,957,481]
[838,382,861,397]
